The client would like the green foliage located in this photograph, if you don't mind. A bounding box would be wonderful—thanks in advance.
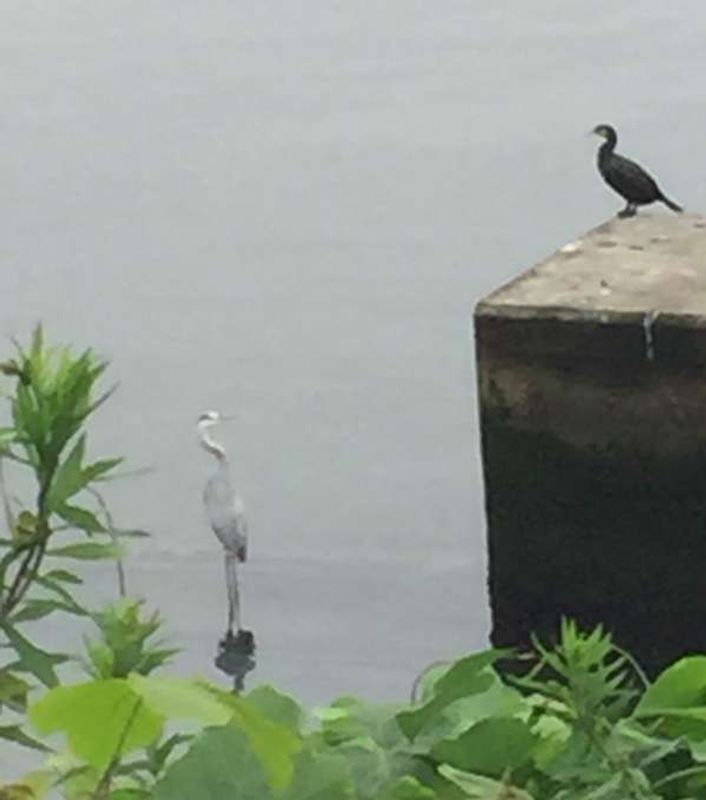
[0,328,142,768]
[84,599,177,679]
[5,331,706,800]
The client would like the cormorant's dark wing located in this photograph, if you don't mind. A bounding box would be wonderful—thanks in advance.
[604,153,660,204]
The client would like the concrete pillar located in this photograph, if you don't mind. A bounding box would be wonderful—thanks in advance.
[475,214,706,675]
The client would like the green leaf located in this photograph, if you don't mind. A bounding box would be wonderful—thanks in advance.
[42,568,83,585]
[34,574,87,613]
[246,685,304,733]
[397,650,508,740]
[204,686,302,790]
[636,656,706,715]
[46,435,86,510]
[432,717,537,777]
[82,457,122,484]
[30,679,163,770]
[280,748,355,800]
[0,723,52,752]
[55,503,105,533]
[151,725,272,800]
[47,541,121,560]
[3,624,68,687]
[0,670,30,705]
[10,598,87,624]
[439,765,534,800]
[128,675,232,726]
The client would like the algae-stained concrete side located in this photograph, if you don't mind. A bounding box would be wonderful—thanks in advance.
[475,214,706,675]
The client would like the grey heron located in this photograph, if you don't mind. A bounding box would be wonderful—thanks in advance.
[197,411,248,634]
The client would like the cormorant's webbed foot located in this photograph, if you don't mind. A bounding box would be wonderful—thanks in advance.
[618,203,637,218]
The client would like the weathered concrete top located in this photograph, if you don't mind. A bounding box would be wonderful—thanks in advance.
[478,214,706,323]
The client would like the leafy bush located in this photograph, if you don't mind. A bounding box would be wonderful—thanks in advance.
[2,330,706,800]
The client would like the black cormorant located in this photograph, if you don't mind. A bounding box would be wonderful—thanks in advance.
[592,124,682,218]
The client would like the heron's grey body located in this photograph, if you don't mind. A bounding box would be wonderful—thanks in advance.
[197,411,248,633]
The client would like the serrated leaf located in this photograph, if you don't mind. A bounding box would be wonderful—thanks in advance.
[47,542,121,560]
[42,568,83,585]
[0,670,29,703]
[81,457,122,483]
[0,724,52,753]
[55,504,105,533]
[46,435,86,510]
[2,624,68,687]
[10,598,87,624]
[30,680,163,770]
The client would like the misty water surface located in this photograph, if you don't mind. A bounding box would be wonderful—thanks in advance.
[1,2,705,710]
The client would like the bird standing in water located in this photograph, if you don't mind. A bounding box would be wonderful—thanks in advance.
[592,124,682,218]
[197,411,248,634]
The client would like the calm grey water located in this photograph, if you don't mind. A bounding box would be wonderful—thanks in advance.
[1,2,705,723]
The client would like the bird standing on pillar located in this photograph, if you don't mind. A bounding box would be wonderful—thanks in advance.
[197,410,248,635]
[592,124,682,218]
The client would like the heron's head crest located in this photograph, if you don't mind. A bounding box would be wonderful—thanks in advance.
[198,410,221,424]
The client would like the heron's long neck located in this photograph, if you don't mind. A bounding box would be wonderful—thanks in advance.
[198,425,227,461]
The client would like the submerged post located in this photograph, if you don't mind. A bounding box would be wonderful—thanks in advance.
[475,214,706,675]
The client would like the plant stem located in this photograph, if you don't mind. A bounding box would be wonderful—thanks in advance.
[91,698,142,799]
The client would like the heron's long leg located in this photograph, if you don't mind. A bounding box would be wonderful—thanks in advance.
[224,551,241,633]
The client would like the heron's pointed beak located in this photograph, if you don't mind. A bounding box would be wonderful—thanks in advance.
[220,413,237,422]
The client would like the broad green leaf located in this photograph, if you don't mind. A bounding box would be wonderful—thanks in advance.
[397,650,508,740]
[432,717,537,777]
[636,656,706,715]
[0,724,51,752]
[30,679,163,770]
[128,675,232,726]
[3,624,68,687]
[246,685,304,733]
[280,748,355,800]
[205,686,302,790]
[55,504,105,533]
[47,542,121,560]
[151,725,272,800]
[439,765,534,800]
[416,675,525,745]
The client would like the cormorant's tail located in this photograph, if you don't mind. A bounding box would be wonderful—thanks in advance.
[660,193,683,213]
